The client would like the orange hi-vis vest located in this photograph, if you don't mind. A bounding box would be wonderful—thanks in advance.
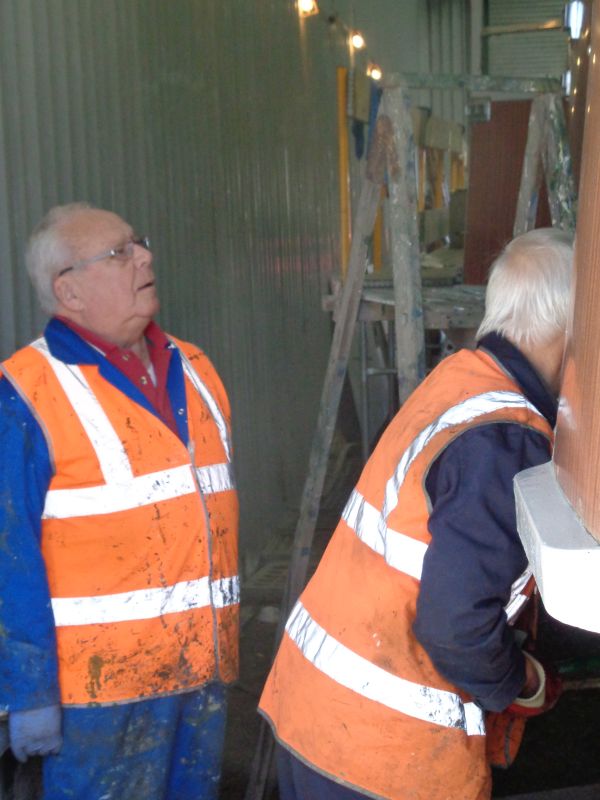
[1,334,239,706]
[259,348,553,800]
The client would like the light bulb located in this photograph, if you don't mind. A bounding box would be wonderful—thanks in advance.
[297,0,319,18]
[367,63,382,81]
[350,31,365,49]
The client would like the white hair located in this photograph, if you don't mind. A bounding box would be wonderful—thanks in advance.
[476,227,574,348]
[25,202,94,313]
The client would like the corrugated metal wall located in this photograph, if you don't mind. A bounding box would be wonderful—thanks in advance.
[487,0,569,77]
[0,0,349,564]
[426,0,469,122]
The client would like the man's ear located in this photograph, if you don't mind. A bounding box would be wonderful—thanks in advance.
[53,275,84,312]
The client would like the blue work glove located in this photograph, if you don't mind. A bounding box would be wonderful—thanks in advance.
[8,704,62,762]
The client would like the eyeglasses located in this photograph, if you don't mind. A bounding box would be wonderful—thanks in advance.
[57,236,151,277]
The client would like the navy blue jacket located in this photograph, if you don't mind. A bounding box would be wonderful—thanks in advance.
[413,333,555,712]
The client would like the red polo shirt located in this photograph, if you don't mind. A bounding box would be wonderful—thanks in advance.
[56,317,179,435]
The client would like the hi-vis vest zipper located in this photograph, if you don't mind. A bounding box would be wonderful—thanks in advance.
[2,335,239,706]
[259,348,552,800]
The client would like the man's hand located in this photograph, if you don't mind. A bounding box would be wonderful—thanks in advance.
[520,650,544,699]
[508,652,562,717]
[8,704,62,762]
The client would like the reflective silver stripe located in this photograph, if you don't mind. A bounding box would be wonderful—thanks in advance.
[504,567,533,623]
[196,462,235,494]
[51,575,240,626]
[342,489,426,579]
[31,337,235,518]
[343,393,542,583]
[43,462,234,519]
[342,391,542,576]
[343,488,535,619]
[287,601,485,736]
[382,391,543,522]
[178,348,232,463]
[32,339,133,483]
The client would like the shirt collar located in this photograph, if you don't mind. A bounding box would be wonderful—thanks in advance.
[477,332,557,428]
[54,316,171,357]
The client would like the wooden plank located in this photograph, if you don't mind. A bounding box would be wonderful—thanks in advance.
[383,73,562,93]
[541,94,577,232]
[482,19,562,36]
[513,95,546,236]
[360,284,486,330]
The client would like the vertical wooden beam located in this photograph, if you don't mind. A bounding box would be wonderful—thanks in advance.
[554,0,600,542]
[337,66,351,277]
[382,86,425,404]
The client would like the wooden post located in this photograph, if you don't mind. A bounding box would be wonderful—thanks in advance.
[382,86,425,403]
[554,0,600,541]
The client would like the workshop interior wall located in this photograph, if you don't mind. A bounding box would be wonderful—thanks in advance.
[0,0,444,566]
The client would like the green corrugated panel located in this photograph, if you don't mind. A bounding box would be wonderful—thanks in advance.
[488,0,568,77]
[0,0,442,561]
[0,0,348,561]
[489,0,565,25]
[488,30,569,77]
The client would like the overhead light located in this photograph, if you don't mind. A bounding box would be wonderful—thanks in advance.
[367,63,383,81]
[297,0,319,18]
[564,1,585,40]
[562,69,573,96]
[350,31,366,49]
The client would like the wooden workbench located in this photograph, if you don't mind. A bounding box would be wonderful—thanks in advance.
[359,281,485,330]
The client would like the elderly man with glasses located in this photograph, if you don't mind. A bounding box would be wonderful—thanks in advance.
[0,203,239,800]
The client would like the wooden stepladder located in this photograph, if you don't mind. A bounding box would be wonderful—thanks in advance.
[244,86,424,800]
[514,93,577,235]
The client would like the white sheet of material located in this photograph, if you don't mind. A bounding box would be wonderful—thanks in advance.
[514,461,600,633]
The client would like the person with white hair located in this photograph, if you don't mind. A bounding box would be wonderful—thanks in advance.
[0,203,239,800]
[259,227,572,800]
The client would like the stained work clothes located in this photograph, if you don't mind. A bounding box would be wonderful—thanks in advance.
[260,334,555,800]
[0,318,239,796]
[42,684,227,800]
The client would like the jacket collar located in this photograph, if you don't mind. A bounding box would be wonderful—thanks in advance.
[477,332,557,428]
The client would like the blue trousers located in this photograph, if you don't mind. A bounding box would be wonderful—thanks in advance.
[276,745,368,800]
[42,684,227,800]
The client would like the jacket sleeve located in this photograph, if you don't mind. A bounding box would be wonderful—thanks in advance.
[413,422,551,712]
[0,377,60,712]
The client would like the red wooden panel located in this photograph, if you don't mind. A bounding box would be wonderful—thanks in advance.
[463,100,551,285]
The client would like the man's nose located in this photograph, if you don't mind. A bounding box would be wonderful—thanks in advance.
[132,241,152,267]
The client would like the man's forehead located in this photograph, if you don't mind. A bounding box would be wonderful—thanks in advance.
[60,209,132,247]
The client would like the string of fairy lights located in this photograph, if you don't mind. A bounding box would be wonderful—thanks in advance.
[296,0,383,82]
[299,0,589,92]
